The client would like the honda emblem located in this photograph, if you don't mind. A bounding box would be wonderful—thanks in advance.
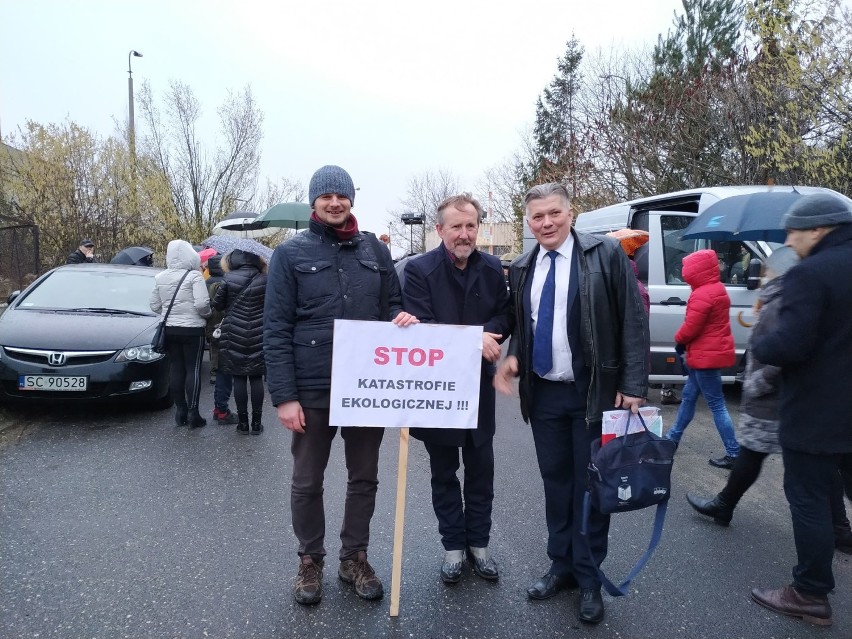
[48,352,67,366]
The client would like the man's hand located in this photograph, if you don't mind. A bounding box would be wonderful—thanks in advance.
[615,392,645,414]
[392,312,419,327]
[494,355,519,395]
[482,332,502,363]
[277,400,306,433]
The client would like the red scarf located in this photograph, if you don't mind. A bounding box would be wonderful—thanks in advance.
[311,211,360,241]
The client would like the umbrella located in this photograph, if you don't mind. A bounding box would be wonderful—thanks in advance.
[255,202,312,229]
[201,235,274,262]
[212,211,280,239]
[682,191,804,242]
[110,246,154,266]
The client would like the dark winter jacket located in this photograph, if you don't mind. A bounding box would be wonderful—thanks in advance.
[507,230,648,427]
[66,248,95,264]
[213,251,267,376]
[205,255,226,339]
[752,224,852,454]
[263,219,404,407]
[402,246,512,447]
[675,249,735,370]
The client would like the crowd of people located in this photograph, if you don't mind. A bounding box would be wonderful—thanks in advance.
[108,164,852,628]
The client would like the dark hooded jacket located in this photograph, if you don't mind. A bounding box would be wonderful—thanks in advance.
[212,250,267,376]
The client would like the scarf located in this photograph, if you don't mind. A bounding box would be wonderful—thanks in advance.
[311,211,360,241]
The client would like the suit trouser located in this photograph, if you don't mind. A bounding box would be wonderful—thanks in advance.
[290,407,384,561]
[782,448,852,595]
[424,438,495,551]
[529,377,609,589]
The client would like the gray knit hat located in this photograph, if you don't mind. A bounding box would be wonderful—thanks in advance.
[308,165,356,207]
[783,192,852,230]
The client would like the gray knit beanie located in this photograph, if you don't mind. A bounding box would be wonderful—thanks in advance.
[308,165,356,207]
[783,192,852,230]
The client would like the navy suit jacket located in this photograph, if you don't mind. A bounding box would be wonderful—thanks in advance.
[402,246,513,447]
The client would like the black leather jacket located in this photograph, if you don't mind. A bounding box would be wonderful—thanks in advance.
[263,219,403,406]
[507,229,649,426]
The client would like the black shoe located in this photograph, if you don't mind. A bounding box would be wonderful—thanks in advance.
[686,492,734,526]
[440,550,464,584]
[466,546,498,581]
[527,571,578,600]
[660,389,681,405]
[835,524,852,554]
[236,413,250,434]
[709,455,736,469]
[174,406,188,427]
[187,410,207,429]
[578,588,604,624]
[251,411,263,435]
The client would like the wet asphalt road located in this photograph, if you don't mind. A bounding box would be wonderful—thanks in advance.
[1,365,850,639]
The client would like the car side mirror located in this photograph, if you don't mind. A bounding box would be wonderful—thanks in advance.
[746,258,763,291]
[6,290,21,305]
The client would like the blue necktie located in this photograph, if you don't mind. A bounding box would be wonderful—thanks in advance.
[533,251,558,376]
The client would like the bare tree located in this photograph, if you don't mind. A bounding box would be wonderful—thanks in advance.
[387,168,460,254]
[137,80,263,242]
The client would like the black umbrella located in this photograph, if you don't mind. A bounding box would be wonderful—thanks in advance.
[110,246,154,266]
[682,191,805,242]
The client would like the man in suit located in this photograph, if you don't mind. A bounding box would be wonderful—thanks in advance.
[403,193,512,584]
[495,183,648,624]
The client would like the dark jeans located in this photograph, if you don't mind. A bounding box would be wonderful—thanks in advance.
[166,331,205,410]
[424,438,494,550]
[213,371,233,413]
[782,448,852,595]
[291,407,384,561]
[529,377,609,589]
[721,446,850,530]
[233,374,264,415]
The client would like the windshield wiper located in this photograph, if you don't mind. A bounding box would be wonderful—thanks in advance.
[66,307,150,316]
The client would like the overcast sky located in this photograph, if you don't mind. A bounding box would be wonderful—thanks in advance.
[1,0,687,240]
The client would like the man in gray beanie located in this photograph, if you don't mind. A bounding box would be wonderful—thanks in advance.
[749,191,852,627]
[264,164,418,606]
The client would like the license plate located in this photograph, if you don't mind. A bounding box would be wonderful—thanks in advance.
[18,375,88,391]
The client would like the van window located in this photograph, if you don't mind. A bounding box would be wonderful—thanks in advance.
[661,215,694,284]
[660,214,761,286]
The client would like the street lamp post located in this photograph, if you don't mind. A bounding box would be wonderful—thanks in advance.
[128,50,143,218]
[128,50,143,164]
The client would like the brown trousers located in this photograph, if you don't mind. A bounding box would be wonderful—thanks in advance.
[291,407,384,561]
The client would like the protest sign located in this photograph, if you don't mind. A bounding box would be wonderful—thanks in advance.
[329,320,482,429]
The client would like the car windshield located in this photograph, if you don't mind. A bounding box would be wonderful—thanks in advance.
[17,270,157,315]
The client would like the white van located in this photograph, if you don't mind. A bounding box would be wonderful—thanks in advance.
[521,185,843,383]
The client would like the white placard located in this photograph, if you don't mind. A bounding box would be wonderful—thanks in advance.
[329,320,482,428]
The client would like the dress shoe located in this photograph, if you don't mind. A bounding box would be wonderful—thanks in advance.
[751,584,832,626]
[578,588,604,624]
[466,546,498,581]
[527,571,578,600]
[686,492,733,526]
[709,455,736,469]
[440,550,464,584]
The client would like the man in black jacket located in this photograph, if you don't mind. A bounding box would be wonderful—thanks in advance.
[263,165,417,607]
[402,194,512,585]
[66,239,96,264]
[750,192,852,627]
[495,183,647,625]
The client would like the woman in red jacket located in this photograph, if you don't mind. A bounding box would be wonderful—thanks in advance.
[664,249,741,468]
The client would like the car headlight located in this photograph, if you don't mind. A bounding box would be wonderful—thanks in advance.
[116,345,165,362]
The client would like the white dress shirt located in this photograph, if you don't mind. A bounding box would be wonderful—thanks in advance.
[530,235,575,381]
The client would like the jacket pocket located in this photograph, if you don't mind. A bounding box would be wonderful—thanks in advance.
[293,330,334,382]
[295,261,336,307]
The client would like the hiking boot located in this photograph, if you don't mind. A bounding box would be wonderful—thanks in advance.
[236,412,250,434]
[213,408,238,425]
[294,555,323,605]
[339,551,384,600]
